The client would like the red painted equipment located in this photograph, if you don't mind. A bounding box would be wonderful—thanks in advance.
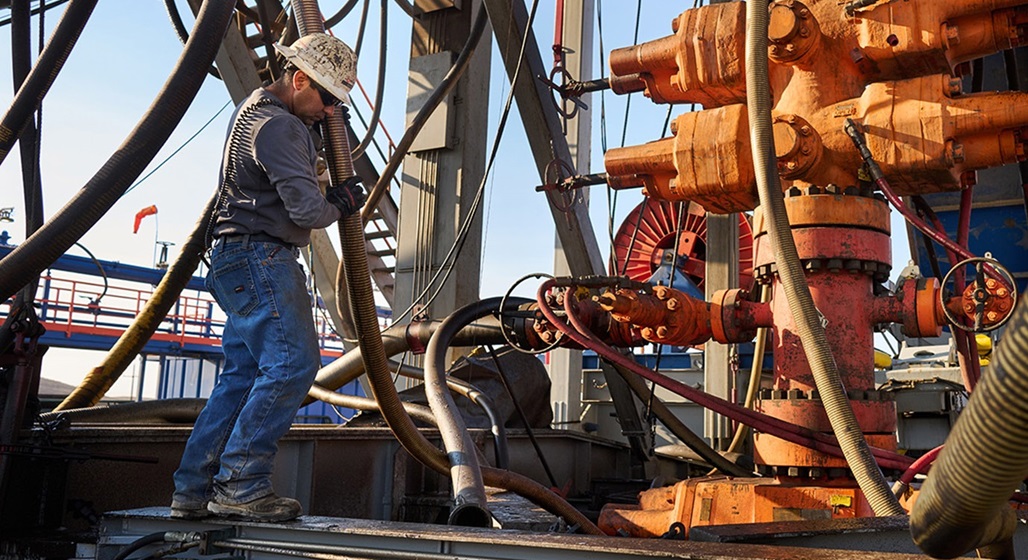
[596,0,1023,538]
[611,199,754,292]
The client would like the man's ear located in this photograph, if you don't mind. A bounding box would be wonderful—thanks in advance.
[292,70,309,91]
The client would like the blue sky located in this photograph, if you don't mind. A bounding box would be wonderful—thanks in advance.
[0,1,910,393]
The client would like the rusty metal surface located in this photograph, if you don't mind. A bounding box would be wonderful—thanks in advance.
[599,477,905,541]
[753,433,899,469]
[101,507,932,559]
[752,194,890,234]
[49,426,630,532]
[605,0,1028,208]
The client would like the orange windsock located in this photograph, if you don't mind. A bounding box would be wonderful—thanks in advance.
[133,205,158,234]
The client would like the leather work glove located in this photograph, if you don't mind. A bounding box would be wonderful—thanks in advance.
[325,176,367,218]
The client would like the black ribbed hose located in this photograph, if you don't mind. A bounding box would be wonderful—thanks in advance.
[10,0,45,243]
[55,196,217,410]
[424,298,512,525]
[0,0,97,169]
[744,0,902,516]
[0,0,236,302]
[910,296,1028,558]
[294,1,598,533]
[40,398,207,424]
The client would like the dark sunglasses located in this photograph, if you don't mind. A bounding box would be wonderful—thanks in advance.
[310,81,343,107]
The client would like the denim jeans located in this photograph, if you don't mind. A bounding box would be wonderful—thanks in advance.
[172,239,320,507]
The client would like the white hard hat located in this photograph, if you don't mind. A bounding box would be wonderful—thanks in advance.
[274,33,357,105]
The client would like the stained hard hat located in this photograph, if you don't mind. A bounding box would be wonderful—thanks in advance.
[274,33,356,105]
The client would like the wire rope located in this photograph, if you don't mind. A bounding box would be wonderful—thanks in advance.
[125,100,233,195]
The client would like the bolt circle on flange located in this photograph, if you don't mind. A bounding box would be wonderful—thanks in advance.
[767,0,820,64]
[773,114,824,179]
[941,255,1018,332]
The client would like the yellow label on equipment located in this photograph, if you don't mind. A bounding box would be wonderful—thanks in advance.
[830,495,852,507]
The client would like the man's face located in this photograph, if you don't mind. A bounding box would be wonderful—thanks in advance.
[295,74,340,126]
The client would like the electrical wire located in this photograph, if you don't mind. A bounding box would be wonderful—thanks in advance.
[351,0,387,159]
[484,345,559,488]
[382,2,535,326]
[125,100,233,195]
[0,0,70,27]
[72,242,108,304]
[353,0,371,57]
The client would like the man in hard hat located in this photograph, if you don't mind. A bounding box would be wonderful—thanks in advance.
[169,33,364,523]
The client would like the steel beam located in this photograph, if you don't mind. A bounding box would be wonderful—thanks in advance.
[482,0,605,277]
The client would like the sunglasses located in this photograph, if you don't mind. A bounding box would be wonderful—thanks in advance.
[310,81,343,107]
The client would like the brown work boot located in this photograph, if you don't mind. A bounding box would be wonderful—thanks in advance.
[208,494,302,522]
[170,501,210,520]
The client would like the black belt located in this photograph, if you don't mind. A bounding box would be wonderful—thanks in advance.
[214,233,292,249]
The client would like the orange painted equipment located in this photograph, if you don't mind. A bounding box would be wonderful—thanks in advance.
[607,75,1028,213]
[596,0,1027,540]
[599,477,874,538]
[596,286,713,347]
[608,0,1028,108]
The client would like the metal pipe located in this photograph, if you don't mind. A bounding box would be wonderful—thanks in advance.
[746,1,903,515]
[423,298,506,526]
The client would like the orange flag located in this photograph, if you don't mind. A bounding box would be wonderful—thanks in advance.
[133,205,158,234]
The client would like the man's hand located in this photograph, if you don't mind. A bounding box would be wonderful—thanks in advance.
[325,176,367,218]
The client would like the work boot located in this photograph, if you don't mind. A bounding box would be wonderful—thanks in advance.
[208,494,302,522]
[170,501,210,520]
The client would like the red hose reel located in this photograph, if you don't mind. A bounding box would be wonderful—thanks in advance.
[611,198,754,292]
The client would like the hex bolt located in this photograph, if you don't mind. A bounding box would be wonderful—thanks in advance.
[666,298,679,310]
[654,286,670,300]
[998,288,1009,298]
[786,43,796,53]
[964,303,975,313]
[986,278,997,289]
[799,125,812,136]
[656,326,669,338]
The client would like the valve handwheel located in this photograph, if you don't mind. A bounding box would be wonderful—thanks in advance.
[941,254,1018,332]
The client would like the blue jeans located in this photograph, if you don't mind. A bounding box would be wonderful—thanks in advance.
[172,239,320,507]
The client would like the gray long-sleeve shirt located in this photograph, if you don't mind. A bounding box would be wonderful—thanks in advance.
[212,89,341,247]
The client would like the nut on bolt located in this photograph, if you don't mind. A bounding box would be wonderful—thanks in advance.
[666,298,679,310]
[655,326,669,338]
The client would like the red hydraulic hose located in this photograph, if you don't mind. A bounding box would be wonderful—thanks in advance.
[897,445,943,490]
[954,187,982,389]
[536,279,913,471]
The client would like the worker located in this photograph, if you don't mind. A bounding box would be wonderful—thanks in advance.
[169,33,364,523]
